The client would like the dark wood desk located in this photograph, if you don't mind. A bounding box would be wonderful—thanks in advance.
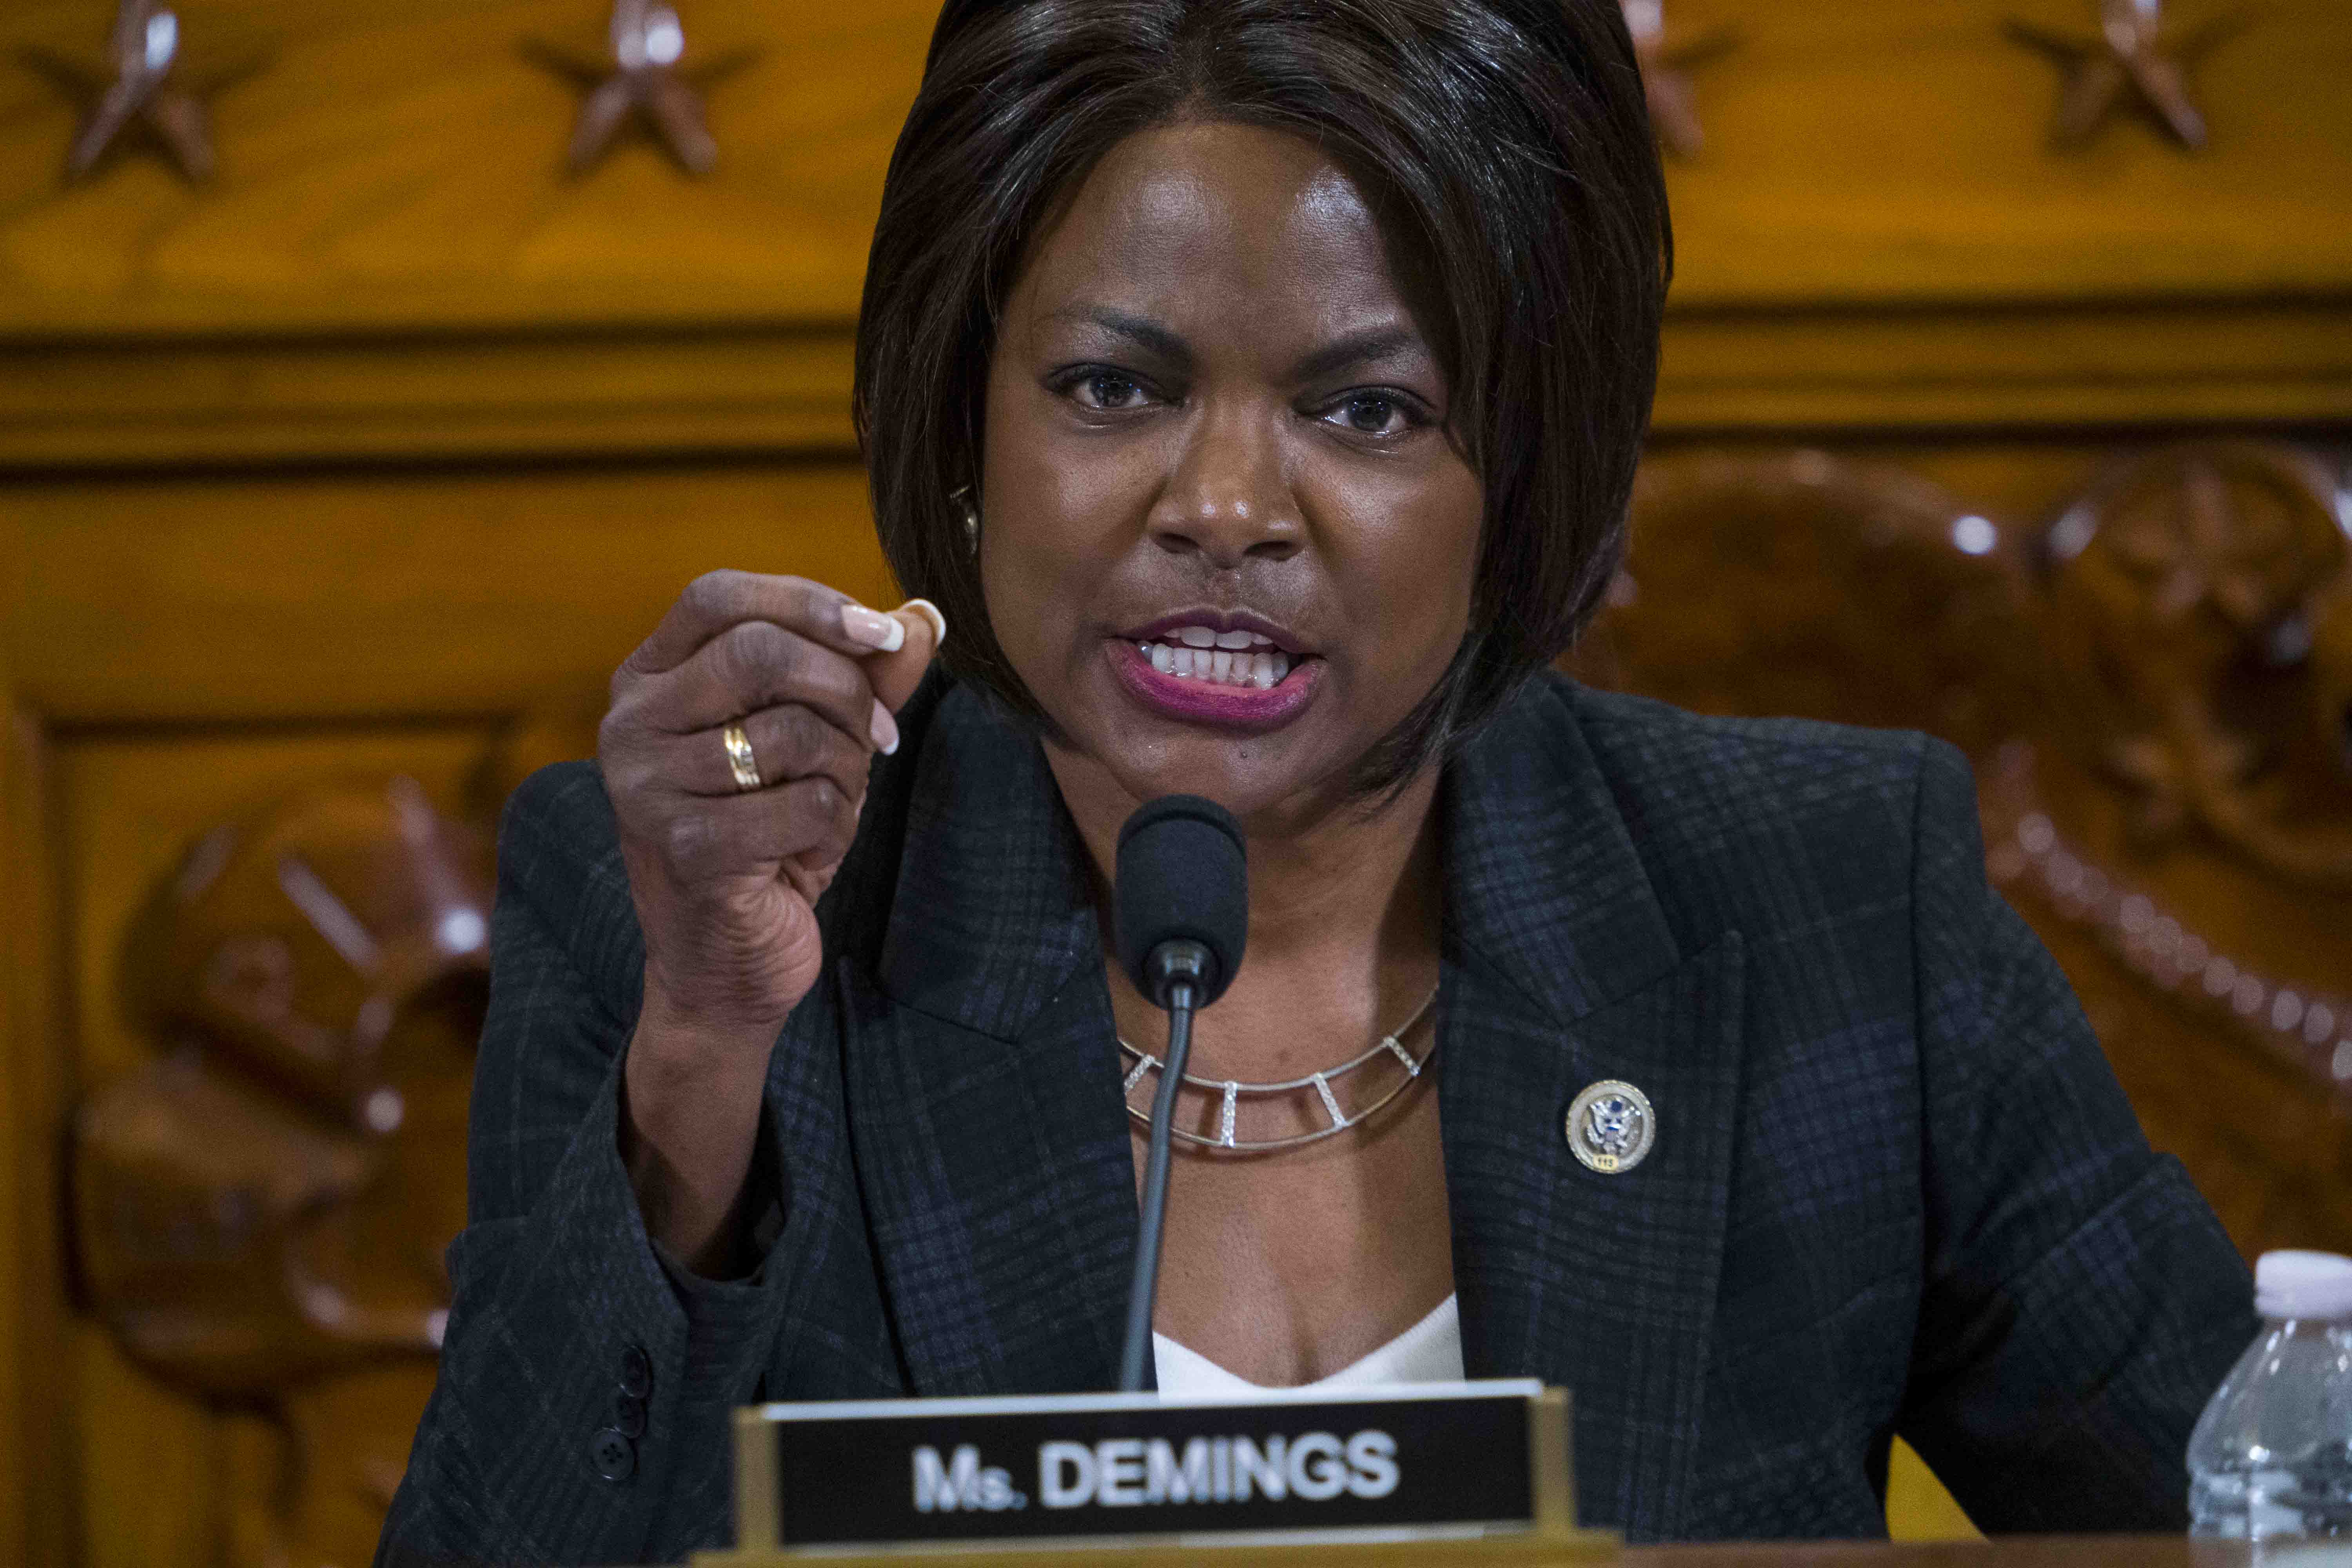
[1632,1541,2261,1567]
[706,1535,2278,1566]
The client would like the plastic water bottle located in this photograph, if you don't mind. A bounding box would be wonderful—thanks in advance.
[2189,1250,2352,1541]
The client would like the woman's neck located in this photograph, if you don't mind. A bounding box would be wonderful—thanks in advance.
[1044,746,1446,1077]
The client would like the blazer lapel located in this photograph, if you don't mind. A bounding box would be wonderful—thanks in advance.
[847,688,1140,1396]
[1439,683,1748,1541]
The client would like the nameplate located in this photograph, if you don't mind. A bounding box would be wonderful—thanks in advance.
[718,1380,1579,1558]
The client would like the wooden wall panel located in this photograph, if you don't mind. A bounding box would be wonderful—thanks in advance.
[5,0,2350,1559]
[76,1322,215,1568]
[58,729,493,1091]
[1588,436,2352,1267]
[0,694,27,1568]
[6,456,891,1566]
[5,0,2349,330]
[56,727,493,1568]
[1658,0,2352,305]
[3,453,891,1567]
[0,0,938,333]
[2,693,76,1568]
[4,0,2348,473]
[8,461,891,723]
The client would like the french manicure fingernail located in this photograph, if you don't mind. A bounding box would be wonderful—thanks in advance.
[897,599,947,649]
[870,699,900,756]
[841,604,906,652]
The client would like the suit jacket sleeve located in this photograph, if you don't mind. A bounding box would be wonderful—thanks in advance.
[1898,741,2257,1531]
[377,762,797,1565]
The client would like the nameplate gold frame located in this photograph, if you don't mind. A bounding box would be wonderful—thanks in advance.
[701,1381,1613,1563]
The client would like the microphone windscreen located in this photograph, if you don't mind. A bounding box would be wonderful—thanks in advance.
[1114,795,1248,1007]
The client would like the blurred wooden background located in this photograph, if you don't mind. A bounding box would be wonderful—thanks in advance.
[3,1,2349,1564]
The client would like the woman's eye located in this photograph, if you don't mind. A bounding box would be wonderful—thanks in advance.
[1324,394,1414,436]
[1073,372,1148,410]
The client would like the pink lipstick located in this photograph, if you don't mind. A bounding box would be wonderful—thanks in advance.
[1107,637,1321,731]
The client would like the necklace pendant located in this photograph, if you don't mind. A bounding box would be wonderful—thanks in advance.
[1312,1072,1346,1130]
[1122,1054,1154,1096]
[1382,1033,1420,1076]
[1218,1082,1238,1148]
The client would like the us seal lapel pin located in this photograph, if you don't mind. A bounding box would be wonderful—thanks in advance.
[1566,1079,1655,1174]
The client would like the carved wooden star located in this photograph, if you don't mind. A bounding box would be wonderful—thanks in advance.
[2004,0,2246,151]
[19,0,259,181]
[1621,0,1739,160]
[524,0,754,178]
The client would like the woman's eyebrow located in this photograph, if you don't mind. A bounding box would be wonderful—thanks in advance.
[1288,325,1425,385]
[1049,305,1194,369]
[1044,308,1424,385]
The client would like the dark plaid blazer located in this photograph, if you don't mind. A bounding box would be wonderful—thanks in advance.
[378,673,2255,1563]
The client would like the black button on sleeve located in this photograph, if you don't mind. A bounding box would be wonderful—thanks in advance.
[618,1344,653,1399]
[591,1427,637,1483]
[612,1393,648,1438]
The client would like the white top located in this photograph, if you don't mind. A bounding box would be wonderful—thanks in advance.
[1152,1293,1466,1396]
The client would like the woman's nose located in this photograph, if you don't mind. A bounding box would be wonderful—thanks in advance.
[1149,407,1303,568]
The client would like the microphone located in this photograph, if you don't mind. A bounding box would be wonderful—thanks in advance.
[1112,795,1247,1393]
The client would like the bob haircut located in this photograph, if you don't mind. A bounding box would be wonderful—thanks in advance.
[856,0,1670,789]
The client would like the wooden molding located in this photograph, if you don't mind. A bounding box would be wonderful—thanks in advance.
[1654,295,2352,434]
[0,693,76,1568]
[0,322,858,470]
[4,295,2349,475]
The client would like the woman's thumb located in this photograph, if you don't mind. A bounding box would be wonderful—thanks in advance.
[866,598,944,714]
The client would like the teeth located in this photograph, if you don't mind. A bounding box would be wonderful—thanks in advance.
[1157,621,1270,649]
[1166,624,1275,650]
[1141,643,1291,690]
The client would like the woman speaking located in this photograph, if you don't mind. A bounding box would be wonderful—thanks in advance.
[379,0,2254,1559]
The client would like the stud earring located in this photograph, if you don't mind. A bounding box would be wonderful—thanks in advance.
[951,486,980,555]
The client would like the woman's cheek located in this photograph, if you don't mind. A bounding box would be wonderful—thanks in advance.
[1347,490,1479,661]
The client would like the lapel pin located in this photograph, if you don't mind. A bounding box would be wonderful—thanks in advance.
[1566,1079,1655,1174]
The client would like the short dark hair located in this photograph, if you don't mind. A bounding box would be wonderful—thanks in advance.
[856,0,1669,788]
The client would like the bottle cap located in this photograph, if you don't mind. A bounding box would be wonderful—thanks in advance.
[2255,1250,2352,1321]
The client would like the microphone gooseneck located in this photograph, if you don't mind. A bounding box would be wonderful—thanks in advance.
[1112,795,1247,1393]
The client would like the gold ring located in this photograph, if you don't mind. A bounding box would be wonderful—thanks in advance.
[720,723,761,792]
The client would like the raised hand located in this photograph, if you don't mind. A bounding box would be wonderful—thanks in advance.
[596,570,940,1271]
